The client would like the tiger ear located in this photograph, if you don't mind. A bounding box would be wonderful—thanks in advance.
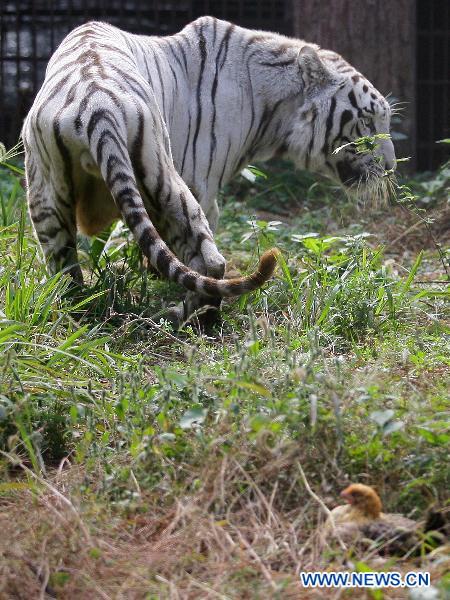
[298,46,333,91]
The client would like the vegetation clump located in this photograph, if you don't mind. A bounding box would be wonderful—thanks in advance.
[0,144,448,597]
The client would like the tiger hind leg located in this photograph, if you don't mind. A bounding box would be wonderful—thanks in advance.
[25,154,82,284]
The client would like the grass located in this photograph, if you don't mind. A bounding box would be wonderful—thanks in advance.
[0,151,449,599]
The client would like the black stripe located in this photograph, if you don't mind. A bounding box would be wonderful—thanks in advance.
[108,171,134,187]
[106,154,127,183]
[154,152,164,206]
[180,192,193,236]
[192,23,207,179]
[96,130,128,167]
[175,36,189,73]
[75,82,125,131]
[259,58,296,68]
[322,96,337,156]
[131,105,144,176]
[212,17,217,45]
[180,110,191,175]
[171,264,185,282]
[206,24,236,181]
[139,229,158,260]
[130,107,160,210]
[141,51,154,90]
[41,59,80,88]
[167,61,178,93]
[87,109,119,143]
[30,207,58,224]
[164,39,185,75]
[32,121,52,173]
[251,99,283,154]
[219,24,234,70]
[156,249,171,277]
[331,109,353,148]
[242,62,256,150]
[348,90,359,109]
[182,272,198,291]
[63,81,79,107]
[109,65,150,104]
[35,73,71,122]
[53,117,74,209]
[218,138,232,188]
[115,186,138,204]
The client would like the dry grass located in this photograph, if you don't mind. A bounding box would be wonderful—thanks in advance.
[1,441,448,599]
[366,204,450,254]
[1,158,448,599]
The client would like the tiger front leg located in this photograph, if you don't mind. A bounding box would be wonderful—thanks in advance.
[136,152,225,327]
[204,198,220,234]
[165,288,222,330]
[165,237,225,330]
[174,201,226,281]
[163,210,226,329]
[182,242,225,329]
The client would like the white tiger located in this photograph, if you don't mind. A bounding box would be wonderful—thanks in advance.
[22,16,395,324]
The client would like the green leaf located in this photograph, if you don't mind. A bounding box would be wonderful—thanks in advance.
[246,165,268,179]
[382,420,404,436]
[0,323,24,342]
[249,414,270,433]
[89,547,102,559]
[50,572,71,587]
[68,290,108,312]
[354,562,384,600]
[0,482,32,492]
[417,428,450,445]
[370,409,394,428]
[234,380,271,397]
[275,252,294,294]
[179,407,208,430]
[401,250,423,296]
[158,433,176,442]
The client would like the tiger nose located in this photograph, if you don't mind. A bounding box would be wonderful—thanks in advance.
[384,156,396,171]
[379,138,396,171]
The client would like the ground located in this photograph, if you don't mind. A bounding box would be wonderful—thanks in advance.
[0,154,449,599]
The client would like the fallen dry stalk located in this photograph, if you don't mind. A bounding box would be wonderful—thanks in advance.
[296,462,347,553]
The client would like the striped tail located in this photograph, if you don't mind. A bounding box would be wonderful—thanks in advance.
[90,124,279,298]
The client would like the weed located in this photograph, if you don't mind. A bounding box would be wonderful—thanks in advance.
[0,145,448,597]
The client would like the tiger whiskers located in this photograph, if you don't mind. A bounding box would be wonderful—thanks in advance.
[351,168,393,209]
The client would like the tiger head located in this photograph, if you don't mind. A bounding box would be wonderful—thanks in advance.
[287,45,396,197]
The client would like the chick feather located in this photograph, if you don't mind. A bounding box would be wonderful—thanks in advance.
[324,483,422,555]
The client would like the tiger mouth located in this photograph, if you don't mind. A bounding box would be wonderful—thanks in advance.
[336,160,386,188]
[336,160,363,186]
